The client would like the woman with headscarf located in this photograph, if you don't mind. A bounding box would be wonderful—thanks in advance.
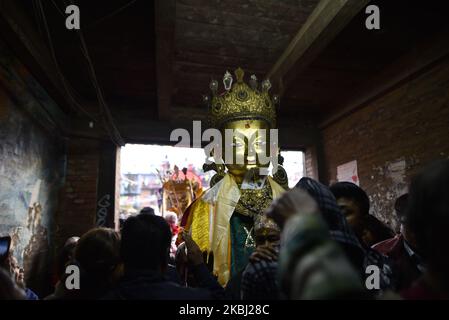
[267,178,395,298]
[295,178,366,273]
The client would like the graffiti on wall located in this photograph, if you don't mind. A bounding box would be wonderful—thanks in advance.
[96,194,111,227]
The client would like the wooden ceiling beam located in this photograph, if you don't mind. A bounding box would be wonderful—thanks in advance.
[319,29,449,129]
[267,0,370,95]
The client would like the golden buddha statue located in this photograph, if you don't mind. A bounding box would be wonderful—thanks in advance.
[181,68,288,286]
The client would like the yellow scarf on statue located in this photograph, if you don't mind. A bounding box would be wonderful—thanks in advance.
[183,174,285,286]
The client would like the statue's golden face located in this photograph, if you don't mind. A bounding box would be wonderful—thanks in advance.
[221,119,270,179]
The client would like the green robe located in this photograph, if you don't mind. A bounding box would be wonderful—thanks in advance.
[230,212,255,276]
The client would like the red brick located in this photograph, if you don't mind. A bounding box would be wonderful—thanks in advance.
[321,58,449,231]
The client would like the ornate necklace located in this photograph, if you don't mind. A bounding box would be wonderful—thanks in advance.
[235,182,273,217]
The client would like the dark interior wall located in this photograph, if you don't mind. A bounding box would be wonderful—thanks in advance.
[0,38,118,296]
[0,42,65,296]
[321,57,449,232]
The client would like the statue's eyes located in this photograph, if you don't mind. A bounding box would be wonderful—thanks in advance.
[232,141,244,148]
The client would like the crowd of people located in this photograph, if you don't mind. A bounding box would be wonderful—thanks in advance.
[1,159,448,300]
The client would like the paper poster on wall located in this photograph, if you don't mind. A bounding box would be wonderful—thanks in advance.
[337,160,359,186]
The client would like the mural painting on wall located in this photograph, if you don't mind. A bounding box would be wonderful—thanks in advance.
[0,40,64,293]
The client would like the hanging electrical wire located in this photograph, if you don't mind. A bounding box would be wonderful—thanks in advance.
[36,0,125,146]
[49,0,65,16]
[64,0,125,146]
[86,0,138,29]
[77,29,125,146]
[48,0,138,25]
[66,1,125,146]
[35,0,99,122]
[31,0,44,38]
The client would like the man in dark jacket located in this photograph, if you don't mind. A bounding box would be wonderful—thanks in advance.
[330,182,394,247]
[372,194,423,291]
[104,213,223,300]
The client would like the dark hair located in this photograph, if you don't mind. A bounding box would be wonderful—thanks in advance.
[75,228,120,277]
[405,160,449,277]
[121,213,171,270]
[57,237,79,278]
[330,182,370,216]
[140,207,155,215]
[0,268,25,300]
[71,228,120,298]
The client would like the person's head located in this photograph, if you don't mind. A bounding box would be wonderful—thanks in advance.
[330,182,370,223]
[65,236,80,247]
[164,212,178,225]
[75,228,121,288]
[121,213,171,272]
[0,239,25,289]
[254,214,280,247]
[359,215,394,247]
[0,267,25,300]
[330,182,395,247]
[57,236,79,278]
[405,160,449,287]
[140,207,155,216]
[295,178,365,271]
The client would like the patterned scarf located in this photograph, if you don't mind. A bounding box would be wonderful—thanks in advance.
[295,178,362,250]
[295,178,396,291]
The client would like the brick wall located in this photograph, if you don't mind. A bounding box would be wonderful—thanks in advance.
[55,138,100,251]
[322,57,449,231]
[304,146,319,180]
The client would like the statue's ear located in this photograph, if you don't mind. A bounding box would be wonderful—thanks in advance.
[278,152,284,166]
[273,165,289,190]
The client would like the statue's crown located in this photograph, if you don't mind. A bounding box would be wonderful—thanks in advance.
[205,68,278,128]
